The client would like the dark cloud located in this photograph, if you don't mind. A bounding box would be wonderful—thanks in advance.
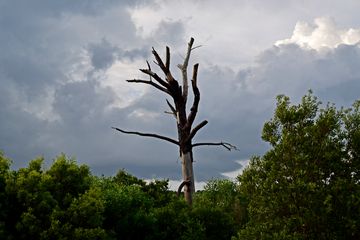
[3,39,360,180]
[0,0,144,19]
[1,0,360,183]
[222,43,360,106]
[186,42,360,180]
[88,39,119,70]
[0,1,147,166]
[88,38,149,70]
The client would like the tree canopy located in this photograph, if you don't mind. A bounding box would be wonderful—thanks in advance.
[235,92,360,239]
[0,153,244,240]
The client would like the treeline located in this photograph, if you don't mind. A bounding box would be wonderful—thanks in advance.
[0,92,359,239]
[0,153,245,240]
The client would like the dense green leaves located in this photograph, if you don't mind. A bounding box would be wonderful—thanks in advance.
[194,179,248,238]
[0,152,11,238]
[0,155,96,239]
[235,92,360,239]
[0,154,244,240]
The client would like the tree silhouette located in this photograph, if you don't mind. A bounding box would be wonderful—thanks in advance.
[113,38,236,204]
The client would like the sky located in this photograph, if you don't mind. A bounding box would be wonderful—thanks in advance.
[1,0,360,185]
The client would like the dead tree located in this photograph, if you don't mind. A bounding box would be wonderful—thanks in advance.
[113,38,236,205]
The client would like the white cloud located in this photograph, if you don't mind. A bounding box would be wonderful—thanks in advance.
[128,0,304,69]
[276,17,360,50]
[128,108,160,121]
[103,59,148,108]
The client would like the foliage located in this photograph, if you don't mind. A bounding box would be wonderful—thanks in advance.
[0,154,96,239]
[113,169,146,187]
[150,199,205,240]
[193,179,248,240]
[235,92,360,239]
[0,152,11,238]
[102,183,154,239]
[0,153,243,239]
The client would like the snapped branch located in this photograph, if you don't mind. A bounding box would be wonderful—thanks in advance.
[127,79,170,95]
[186,63,200,128]
[112,127,179,145]
[152,47,166,72]
[164,111,176,118]
[192,142,239,151]
[165,46,170,72]
[152,47,175,82]
[178,37,195,103]
[191,45,203,51]
[166,99,177,115]
[187,120,208,142]
[177,179,191,197]
[146,60,152,81]
[139,69,169,89]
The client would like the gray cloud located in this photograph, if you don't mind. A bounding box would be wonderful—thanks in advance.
[185,41,360,180]
[88,38,149,70]
[88,39,120,70]
[0,1,146,163]
[1,0,360,183]
[152,20,186,46]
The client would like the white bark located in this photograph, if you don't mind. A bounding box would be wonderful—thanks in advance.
[181,151,195,204]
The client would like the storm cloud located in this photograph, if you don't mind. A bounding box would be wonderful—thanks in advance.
[1,1,360,184]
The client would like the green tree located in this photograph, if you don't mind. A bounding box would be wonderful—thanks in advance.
[0,152,12,238]
[43,186,107,239]
[193,179,247,240]
[113,169,146,187]
[0,154,96,239]
[113,169,175,206]
[7,157,58,239]
[150,199,205,240]
[40,155,101,239]
[45,154,92,209]
[235,92,360,239]
[102,183,154,240]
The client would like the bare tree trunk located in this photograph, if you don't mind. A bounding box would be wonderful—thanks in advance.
[113,38,238,205]
[181,151,195,204]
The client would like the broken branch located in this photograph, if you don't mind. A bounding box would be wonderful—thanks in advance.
[178,37,195,102]
[166,99,176,115]
[165,46,170,72]
[112,127,179,145]
[187,120,208,141]
[164,111,176,117]
[192,142,239,151]
[127,79,170,95]
[152,47,167,73]
[191,45,203,51]
[152,47,175,83]
[186,63,200,128]
[146,60,152,81]
[177,179,191,197]
[139,68,169,89]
